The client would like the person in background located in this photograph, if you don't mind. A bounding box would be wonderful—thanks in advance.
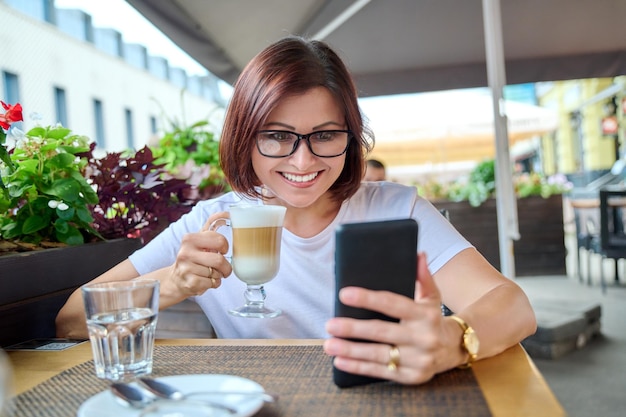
[364,158,387,181]
[56,36,536,385]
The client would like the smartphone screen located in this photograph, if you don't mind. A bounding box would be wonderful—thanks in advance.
[333,218,418,387]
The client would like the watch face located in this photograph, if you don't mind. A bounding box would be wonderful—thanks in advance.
[464,330,480,356]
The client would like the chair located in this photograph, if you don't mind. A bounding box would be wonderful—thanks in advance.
[582,216,603,287]
[572,206,598,283]
[597,187,626,293]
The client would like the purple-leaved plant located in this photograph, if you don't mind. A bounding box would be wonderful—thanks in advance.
[86,146,200,244]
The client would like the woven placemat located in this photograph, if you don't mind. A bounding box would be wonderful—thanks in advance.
[9,345,491,417]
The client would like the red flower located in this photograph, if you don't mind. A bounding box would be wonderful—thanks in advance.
[0,101,23,130]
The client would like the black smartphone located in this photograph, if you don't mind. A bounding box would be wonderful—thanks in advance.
[333,218,418,388]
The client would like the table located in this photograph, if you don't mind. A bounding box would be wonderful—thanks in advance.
[7,339,565,417]
[570,197,626,209]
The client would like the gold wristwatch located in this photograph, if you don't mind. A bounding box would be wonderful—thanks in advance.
[449,315,479,368]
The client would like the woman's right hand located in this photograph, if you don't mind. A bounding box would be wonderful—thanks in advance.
[166,211,233,298]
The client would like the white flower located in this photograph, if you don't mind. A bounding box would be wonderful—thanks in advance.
[48,200,69,210]
[7,126,24,143]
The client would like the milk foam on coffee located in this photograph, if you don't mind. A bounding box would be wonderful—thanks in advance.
[230,205,286,285]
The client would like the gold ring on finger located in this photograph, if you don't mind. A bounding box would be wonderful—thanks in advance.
[211,277,217,288]
[208,266,214,277]
[387,345,400,371]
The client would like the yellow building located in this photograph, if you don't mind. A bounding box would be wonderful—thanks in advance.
[538,77,625,183]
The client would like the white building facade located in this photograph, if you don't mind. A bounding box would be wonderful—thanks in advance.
[1,0,226,153]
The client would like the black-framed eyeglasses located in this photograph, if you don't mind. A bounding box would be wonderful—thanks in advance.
[256,130,353,158]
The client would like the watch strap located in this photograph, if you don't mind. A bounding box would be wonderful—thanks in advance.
[449,315,477,368]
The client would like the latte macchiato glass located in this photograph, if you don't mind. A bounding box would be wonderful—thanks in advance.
[210,204,287,318]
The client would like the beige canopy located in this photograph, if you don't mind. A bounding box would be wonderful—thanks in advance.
[127,0,626,97]
[359,89,558,166]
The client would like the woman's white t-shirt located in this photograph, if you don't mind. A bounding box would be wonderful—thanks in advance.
[129,182,471,339]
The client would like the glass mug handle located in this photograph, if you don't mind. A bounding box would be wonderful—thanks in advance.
[207,214,282,318]
[206,216,230,233]
[207,217,232,263]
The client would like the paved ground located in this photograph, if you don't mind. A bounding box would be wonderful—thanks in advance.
[515,228,626,417]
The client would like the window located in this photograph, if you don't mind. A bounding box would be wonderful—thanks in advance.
[93,99,105,148]
[3,71,23,131]
[3,71,20,104]
[150,116,158,135]
[124,108,134,149]
[54,87,68,126]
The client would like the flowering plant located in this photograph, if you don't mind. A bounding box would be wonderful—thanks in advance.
[0,102,224,253]
[417,159,573,207]
[514,172,573,199]
[0,105,101,246]
[0,101,23,189]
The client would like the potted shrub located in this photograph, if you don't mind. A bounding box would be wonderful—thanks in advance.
[419,159,573,276]
[150,102,229,201]
[0,102,225,345]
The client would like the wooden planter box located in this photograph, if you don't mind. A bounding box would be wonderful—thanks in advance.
[435,195,566,276]
[0,238,143,347]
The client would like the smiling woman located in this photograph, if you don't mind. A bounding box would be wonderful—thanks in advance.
[56,36,536,388]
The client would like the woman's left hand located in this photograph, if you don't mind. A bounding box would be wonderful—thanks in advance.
[323,253,456,385]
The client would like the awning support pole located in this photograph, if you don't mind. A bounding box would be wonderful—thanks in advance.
[482,0,520,279]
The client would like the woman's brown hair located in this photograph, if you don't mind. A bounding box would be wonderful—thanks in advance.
[219,36,374,202]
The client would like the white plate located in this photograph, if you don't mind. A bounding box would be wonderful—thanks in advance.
[77,374,265,417]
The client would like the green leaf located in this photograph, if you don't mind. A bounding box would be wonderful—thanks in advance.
[59,144,90,154]
[26,126,47,137]
[44,178,81,201]
[0,146,14,170]
[48,153,76,169]
[1,222,18,234]
[190,120,209,128]
[8,182,34,199]
[54,218,69,234]
[41,142,60,152]
[76,205,95,223]
[82,187,99,204]
[57,206,75,220]
[46,127,72,139]
[22,215,47,234]
[1,225,20,239]
[13,159,38,173]
[56,226,84,245]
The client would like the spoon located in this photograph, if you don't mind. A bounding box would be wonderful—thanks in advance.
[138,377,277,403]
[110,382,238,414]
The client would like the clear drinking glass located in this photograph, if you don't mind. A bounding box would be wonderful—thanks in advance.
[81,280,160,381]
[209,204,286,318]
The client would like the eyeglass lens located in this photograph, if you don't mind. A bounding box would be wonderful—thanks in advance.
[257,130,350,158]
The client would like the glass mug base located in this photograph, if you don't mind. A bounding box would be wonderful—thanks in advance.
[229,304,282,318]
[209,204,287,319]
